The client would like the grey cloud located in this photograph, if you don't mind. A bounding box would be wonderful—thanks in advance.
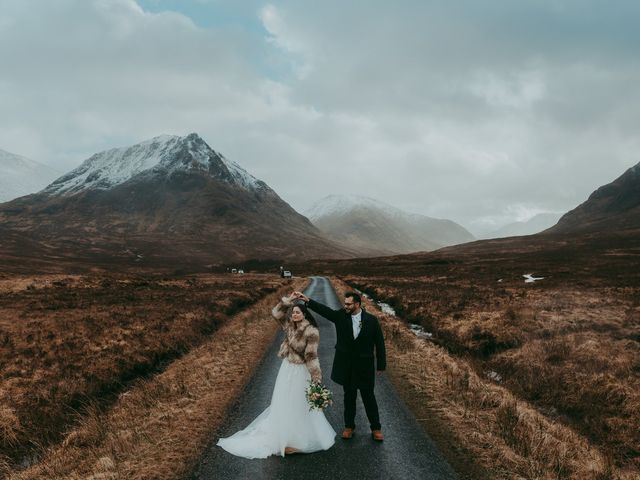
[258,1,640,222]
[0,0,266,165]
[0,0,638,232]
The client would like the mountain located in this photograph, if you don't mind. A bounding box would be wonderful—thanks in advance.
[0,149,60,202]
[305,195,475,255]
[0,134,354,271]
[546,161,640,234]
[483,213,563,239]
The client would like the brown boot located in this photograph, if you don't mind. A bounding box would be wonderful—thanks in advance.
[341,428,354,439]
[371,430,384,441]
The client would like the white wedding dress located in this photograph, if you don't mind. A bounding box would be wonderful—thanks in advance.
[217,358,336,458]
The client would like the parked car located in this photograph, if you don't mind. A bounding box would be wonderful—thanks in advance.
[282,270,292,278]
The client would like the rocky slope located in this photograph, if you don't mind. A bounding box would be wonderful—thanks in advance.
[546,161,640,233]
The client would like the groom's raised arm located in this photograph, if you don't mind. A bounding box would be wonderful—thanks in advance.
[307,298,343,324]
[295,292,342,324]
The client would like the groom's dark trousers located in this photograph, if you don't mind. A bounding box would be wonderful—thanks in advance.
[307,298,386,431]
[344,386,381,430]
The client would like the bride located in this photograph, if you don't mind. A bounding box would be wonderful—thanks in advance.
[217,293,336,458]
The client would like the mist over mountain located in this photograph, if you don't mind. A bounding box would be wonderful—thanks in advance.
[480,213,563,239]
[0,134,354,270]
[0,149,60,203]
[305,194,475,255]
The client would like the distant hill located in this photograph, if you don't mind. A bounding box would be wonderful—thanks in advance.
[546,161,640,233]
[0,133,354,271]
[305,194,475,255]
[0,149,60,203]
[483,213,563,239]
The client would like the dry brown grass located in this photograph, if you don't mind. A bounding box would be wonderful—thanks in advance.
[1,277,306,479]
[331,277,638,480]
[0,272,287,473]
[342,275,640,475]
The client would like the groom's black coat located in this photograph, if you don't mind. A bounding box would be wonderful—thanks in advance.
[307,299,386,390]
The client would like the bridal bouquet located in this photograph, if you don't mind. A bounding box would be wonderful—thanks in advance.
[305,381,333,411]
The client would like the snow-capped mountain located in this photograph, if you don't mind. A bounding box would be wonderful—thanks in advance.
[44,133,265,196]
[0,149,60,203]
[306,195,411,221]
[0,134,354,269]
[305,195,475,255]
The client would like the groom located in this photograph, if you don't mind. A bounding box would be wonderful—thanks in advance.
[293,290,386,441]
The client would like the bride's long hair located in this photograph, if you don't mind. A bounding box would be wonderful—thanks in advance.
[288,301,318,328]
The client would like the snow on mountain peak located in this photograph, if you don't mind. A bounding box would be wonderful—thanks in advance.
[217,151,263,191]
[0,149,61,202]
[44,133,264,196]
[305,194,408,221]
[1,148,40,170]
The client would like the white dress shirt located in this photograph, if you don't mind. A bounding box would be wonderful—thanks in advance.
[351,310,362,338]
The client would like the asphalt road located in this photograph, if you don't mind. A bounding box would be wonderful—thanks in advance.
[191,276,458,480]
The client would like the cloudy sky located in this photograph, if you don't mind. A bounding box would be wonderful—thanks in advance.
[1,0,639,234]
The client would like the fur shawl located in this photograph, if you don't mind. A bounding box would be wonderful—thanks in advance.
[271,295,322,382]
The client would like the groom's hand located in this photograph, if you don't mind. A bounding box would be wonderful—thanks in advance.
[293,291,309,302]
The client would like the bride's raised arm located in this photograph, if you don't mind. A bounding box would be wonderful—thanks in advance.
[271,294,295,327]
